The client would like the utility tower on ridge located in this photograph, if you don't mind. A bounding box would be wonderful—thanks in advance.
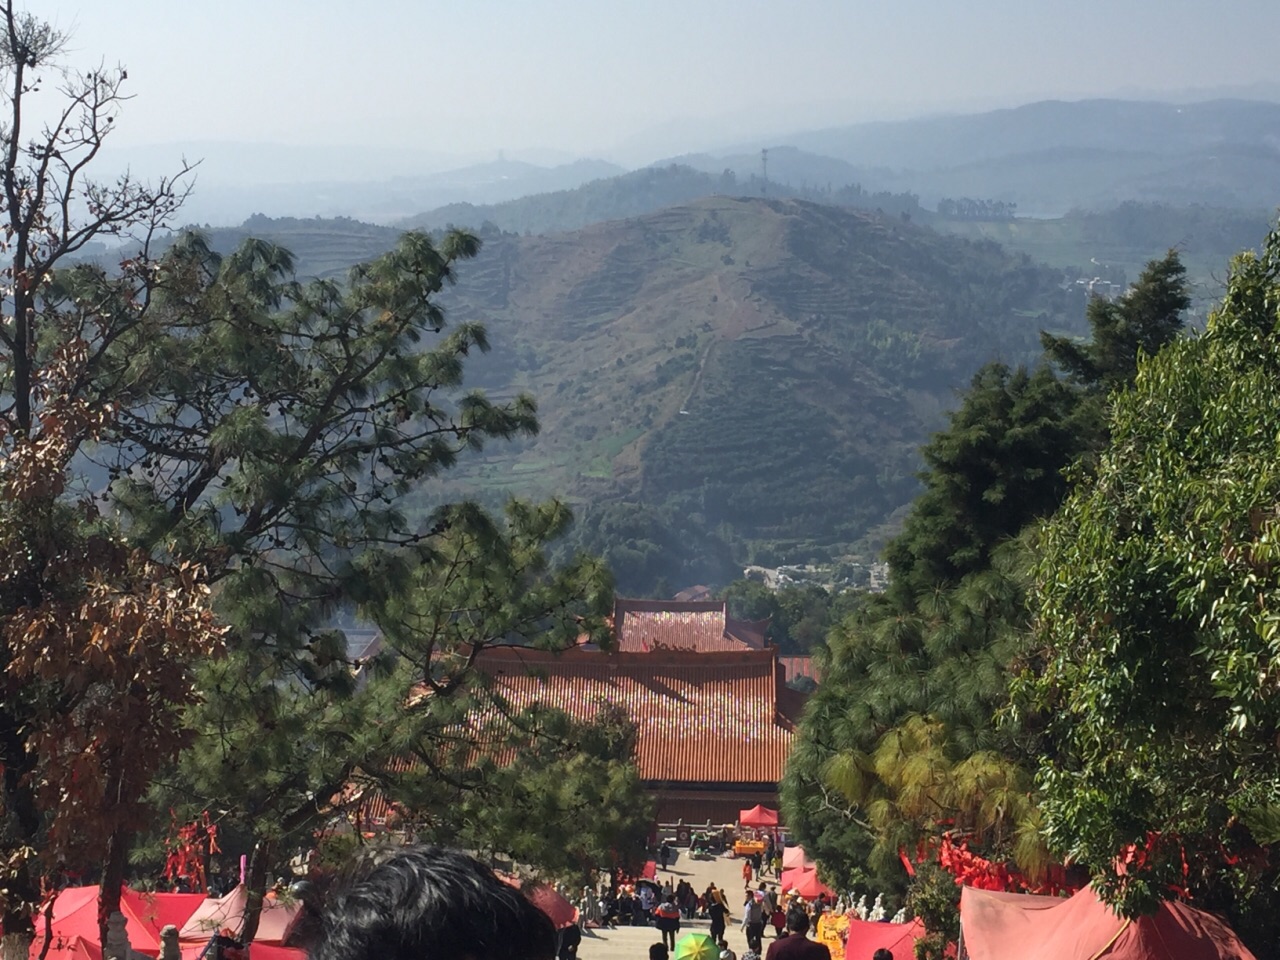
[761,148,769,197]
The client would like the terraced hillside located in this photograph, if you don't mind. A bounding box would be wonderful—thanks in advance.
[402,196,1081,582]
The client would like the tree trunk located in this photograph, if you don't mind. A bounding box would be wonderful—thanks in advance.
[99,828,130,960]
[0,932,33,960]
[239,837,275,945]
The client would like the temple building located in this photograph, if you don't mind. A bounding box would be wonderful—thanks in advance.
[472,597,805,824]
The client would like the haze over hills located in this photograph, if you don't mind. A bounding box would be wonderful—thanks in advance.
[386,196,1081,589]
[143,97,1280,227]
[176,94,1280,590]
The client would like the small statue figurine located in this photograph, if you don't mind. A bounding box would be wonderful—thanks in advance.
[869,894,885,922]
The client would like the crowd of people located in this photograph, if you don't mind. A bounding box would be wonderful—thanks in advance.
[288,842,895,960]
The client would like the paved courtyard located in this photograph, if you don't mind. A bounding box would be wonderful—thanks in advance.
[577,852,790,960]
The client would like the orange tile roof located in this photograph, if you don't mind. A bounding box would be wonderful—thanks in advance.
[476,646,795,784]
[613,598,768,652]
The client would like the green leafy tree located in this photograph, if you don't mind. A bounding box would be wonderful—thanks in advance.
[1021,232,1280,953]
[785,253,1192,934]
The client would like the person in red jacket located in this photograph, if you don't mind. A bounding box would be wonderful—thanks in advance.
[763,911,829,960]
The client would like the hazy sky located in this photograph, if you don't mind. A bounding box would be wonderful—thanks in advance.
[44,0,1280,164]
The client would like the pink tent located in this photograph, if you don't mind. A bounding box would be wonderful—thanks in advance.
[782,846,808,869]
[960,885,1256,960]
[844,918,926,960]
[739,805,780,828]
[780,865,816,890]
[178,886,300,945]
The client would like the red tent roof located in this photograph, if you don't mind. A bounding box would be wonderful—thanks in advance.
[739,804,779,827]
[780,867,834,901]
[960,885,1256,960]
[36,886,204,957]
[782,846,808,869]
[843,918,926,960]
[780,866,815,889]
[28,934,101,960]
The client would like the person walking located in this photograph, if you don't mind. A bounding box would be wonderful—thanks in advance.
[741,858,754,887]
[654,895,682,951]
[707,890,730,943]
[757,883,775,917]
[742,890,766,954]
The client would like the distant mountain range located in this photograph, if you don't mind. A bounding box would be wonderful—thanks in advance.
[147,96,1280,227]
[393,99,1280,235]
[740,98,1280,215]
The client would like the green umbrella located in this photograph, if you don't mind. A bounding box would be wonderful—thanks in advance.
[674,932,720,960]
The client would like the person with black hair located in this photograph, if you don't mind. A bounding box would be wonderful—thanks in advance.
[650,943,670,960]
[306,846,556,960]
[763,910,829,960]
[872,950,893,960]
[653,894,682,950]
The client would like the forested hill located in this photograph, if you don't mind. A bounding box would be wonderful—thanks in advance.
[405,195,1082,590]
[398,163,921,238]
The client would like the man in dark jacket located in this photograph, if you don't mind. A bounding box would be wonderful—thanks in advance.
[763,912,829,960]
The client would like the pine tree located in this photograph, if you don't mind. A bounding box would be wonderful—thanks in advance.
[1040,249,1189,392]
[0,9,638,952]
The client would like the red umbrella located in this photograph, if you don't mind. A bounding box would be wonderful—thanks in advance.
[524,885,579,930]
[497,875,579,930]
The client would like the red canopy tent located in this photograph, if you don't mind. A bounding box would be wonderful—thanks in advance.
[780,867,835,901]
[739,805,780,828]
[843,918,926,960]
[27,887,206,960]
[780,865,815,889]
[791,873,835,901]
[960,885,1256,960]
[31,887,205,958]
[28,935,101,960]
